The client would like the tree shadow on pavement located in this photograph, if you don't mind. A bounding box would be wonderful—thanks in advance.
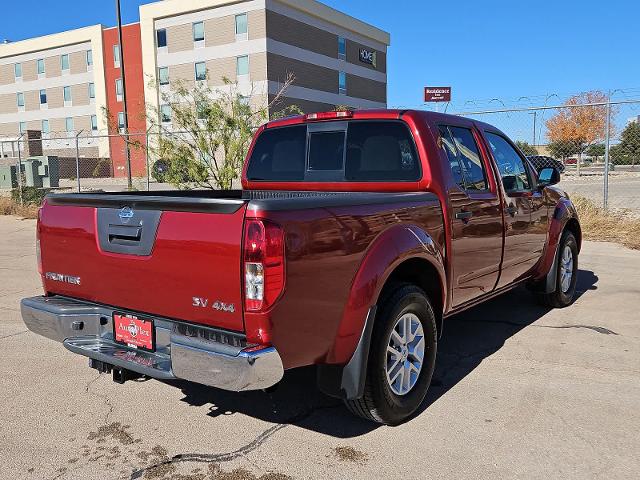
[169,269,598,437]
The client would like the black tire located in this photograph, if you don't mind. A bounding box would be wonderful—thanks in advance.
[344,285,437,425]
[538,231,579,308]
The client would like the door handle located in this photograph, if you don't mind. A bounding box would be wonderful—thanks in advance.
[455,211,473,222]
[505,205,517,217]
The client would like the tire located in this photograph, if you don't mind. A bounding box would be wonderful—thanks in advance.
[344,285,437,425]
[538,231,579,308]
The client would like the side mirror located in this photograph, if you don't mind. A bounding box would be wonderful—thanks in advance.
[538,167,560,188]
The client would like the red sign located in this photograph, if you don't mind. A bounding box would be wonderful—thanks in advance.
[113,313,154,351]
[424,87,452,102]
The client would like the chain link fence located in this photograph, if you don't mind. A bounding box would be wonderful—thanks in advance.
[0,130,184,199]
[454,98,640,216]
[2,97,639,218]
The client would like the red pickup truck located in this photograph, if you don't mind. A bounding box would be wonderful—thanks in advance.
[22,110,581,425]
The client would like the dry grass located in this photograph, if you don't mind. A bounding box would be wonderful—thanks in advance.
[0,195,39,219]
[572,195,640,250]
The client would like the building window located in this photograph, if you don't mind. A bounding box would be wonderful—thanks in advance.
[160,104,171,123]
[14,63,22,79]
[157,29,167,48]
[88,82,95,99]
[19,122,26,134]
[63,86,72,103]
[236,55,249,77]
[16,92,25,107]
[196,101,207,120]
[235,13,248,40]
[339,71,347,95]
[115,78,123,98]
[91,115,98,131]
[193,22,205,42]
[39,89,47,105]
[37,59,45,75]
[86,50,93,67]
[338,37,346,60]
[42,119,50,134]
[158,67,169,86]
[195,62,207,81]
[118,112,126,130]
[61,54,70,71]
[65,117,74,132]
[113,45,121,67]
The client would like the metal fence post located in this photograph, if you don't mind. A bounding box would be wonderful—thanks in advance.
[16,135,24,205]
[75,130,83,193]
[603,95,612,210]
[145,127,152,191]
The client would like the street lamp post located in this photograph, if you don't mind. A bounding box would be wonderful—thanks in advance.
[115,0,132,189]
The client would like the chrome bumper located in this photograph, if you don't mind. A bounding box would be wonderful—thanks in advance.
[20,296,283,392]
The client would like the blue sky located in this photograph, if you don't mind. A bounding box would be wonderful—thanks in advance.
[2,0,639,112]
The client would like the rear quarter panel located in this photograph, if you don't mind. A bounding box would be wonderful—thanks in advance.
[246,194,444,369]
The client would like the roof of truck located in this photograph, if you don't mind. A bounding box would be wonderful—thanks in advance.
[265,109,498,132]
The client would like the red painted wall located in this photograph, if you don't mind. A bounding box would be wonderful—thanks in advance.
[102,24,147,178]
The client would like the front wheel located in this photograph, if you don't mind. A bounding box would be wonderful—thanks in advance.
[344,285,437,425]
[538,231,579,308]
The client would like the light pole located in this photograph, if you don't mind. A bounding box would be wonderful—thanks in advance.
[115,0,132,189]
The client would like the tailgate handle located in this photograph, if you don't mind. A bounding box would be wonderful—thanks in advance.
[107,224,142,245]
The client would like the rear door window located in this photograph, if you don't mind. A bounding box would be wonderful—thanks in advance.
[439,125,488,191]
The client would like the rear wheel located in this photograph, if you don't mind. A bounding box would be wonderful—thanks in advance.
[538,231,579,308]
[344,285,437,425]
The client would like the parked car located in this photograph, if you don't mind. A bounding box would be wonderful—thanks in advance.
[527,155,566,173]
[22,110,581,425]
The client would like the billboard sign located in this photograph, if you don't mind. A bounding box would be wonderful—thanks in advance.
[424,87,451,102]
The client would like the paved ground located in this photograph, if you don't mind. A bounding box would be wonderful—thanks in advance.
[0,215,639,480]
[560,171,640,214]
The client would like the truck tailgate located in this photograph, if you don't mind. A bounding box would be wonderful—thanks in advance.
[38,194,248,332]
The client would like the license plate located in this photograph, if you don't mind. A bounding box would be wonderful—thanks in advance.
[113,313,155,351]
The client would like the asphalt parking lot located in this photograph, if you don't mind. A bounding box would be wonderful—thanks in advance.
[1,214,639,480]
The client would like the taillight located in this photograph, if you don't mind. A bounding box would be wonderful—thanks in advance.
[36,209,43,275]
[243,219,285,312]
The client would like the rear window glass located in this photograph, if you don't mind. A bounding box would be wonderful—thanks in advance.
[245,125,306,181]
[345,122,419,181]
[246,121,420,182]
[309,132,345,171]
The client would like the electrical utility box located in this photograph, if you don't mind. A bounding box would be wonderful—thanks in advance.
[22,156,60,188]
[0,165,17,189]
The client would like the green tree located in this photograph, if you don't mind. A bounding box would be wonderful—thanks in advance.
[613,121,640,166]
[584,143,605,159]
[515,141,538,156]
[547,139,584,159]
[148,74,301,190]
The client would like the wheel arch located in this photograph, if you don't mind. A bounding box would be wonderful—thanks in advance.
[317,224,445,400]
[378,257,444,338]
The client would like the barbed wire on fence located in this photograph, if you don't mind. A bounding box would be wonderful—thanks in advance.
[1,95,639,217]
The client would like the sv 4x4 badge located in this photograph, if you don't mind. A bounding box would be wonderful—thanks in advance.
[192,297,236,313]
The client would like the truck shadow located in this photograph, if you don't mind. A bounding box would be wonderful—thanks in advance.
[170,269,598,438]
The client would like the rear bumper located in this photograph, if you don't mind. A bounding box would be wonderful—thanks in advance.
[20,296,283,392]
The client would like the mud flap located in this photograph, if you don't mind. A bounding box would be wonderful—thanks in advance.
[317,306,377,400]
